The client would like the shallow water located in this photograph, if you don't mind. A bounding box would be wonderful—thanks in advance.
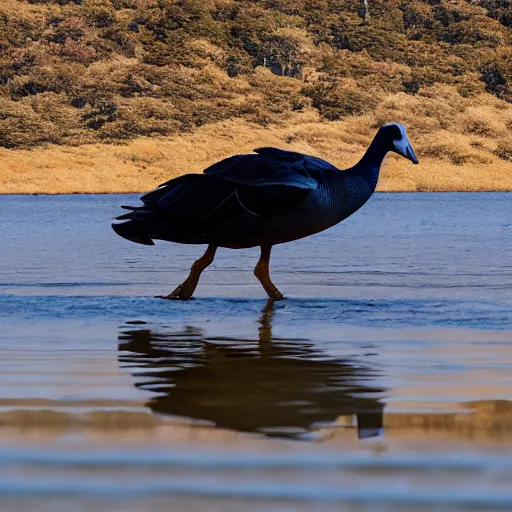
[1,193,511,511]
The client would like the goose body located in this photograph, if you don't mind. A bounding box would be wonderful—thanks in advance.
[113,122,418,299]
[115,149,372,249]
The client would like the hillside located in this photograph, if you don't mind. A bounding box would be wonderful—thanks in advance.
[2,0,512,192]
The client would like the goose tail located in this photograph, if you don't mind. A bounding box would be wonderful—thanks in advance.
[112,175,203,245]
[112,205,156,246]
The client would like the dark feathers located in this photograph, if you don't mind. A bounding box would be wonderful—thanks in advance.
[203,148,318,190]
[112,147,345,246]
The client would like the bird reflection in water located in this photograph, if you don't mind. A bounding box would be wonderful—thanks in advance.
[118,300,386,440]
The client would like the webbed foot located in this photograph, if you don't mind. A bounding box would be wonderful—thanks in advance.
[156,283,195,300]
[156,245,217,301]
[267,288,285,300]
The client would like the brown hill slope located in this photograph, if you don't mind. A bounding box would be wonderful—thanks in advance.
[1,0,512,192]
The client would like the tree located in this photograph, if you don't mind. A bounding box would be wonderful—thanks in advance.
[359,0,370,24]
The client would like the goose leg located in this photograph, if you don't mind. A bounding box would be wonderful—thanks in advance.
[160,245,217,300]
[254,245,284,300]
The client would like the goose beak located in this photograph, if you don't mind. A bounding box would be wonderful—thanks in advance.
[393,137,419,165]
[406,145,419,165]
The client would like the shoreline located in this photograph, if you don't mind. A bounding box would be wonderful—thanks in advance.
[3,119,512,195]
[2,190,511,196]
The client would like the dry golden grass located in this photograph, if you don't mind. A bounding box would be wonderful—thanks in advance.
[2,89,512,194]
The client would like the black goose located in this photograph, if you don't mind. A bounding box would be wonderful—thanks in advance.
[113,122,418,299]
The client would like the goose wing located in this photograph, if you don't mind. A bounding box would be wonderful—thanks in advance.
[203,148,318,189]
[144,148,325,227]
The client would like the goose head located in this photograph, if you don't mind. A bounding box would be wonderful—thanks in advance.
[382,123,419,165]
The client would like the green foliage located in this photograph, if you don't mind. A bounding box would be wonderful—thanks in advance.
[2,0,512,147]
[0,97,59,148]
[494,138,512,161]
[478,0,512,28]
[302,79,377,120]
[82,0,117,28]
[480,48,512,100]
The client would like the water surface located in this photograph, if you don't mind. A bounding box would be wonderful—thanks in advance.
[1,193,511,511]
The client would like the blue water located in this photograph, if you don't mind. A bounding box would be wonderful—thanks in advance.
[0,193,511,511]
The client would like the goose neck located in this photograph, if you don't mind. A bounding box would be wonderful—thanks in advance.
[351,132,389,192]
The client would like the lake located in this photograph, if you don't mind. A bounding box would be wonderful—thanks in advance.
[1,192,511,511]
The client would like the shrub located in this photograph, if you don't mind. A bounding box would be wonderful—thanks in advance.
[401,1,434,31]
[83,98,118,129]
[94,97,181,139]
[480,48,512,100]
[437,18,505,45]
[48,38,99,64]
[82,0,117,28]
[494,139,512,161]
[2,0,512,152]
[225,51,254,77]
[0,97,59,147]
[302,80,377,120]
[9,64,81,99]
[45,16,87,43]
[433,1,487,26]
[477,0,512,28]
